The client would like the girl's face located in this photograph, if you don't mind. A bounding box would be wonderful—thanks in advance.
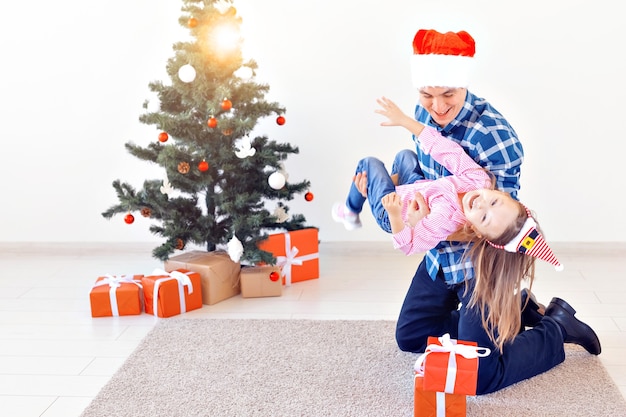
[462,189,520,239]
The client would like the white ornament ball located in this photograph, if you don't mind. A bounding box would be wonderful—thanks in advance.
[268,172,286,190]
[178,64,196,83]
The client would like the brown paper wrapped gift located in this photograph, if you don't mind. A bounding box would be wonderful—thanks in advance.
[240,265,282,298]
[164,250,241,305]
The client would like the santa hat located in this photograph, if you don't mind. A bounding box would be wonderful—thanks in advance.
[410,29,476,88]
[488,207,564,271]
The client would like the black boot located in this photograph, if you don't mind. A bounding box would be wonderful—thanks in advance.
[545,297,601,355]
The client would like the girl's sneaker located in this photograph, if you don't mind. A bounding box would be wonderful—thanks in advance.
[331,203,362,230]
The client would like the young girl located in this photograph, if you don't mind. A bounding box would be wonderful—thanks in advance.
[332,96,563,351]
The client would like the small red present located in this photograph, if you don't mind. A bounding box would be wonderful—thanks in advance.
[142,269,202,318]
[257,228,319,286]
[414,334,491,396]
[414,373,466,417]
[89,274,144,317]
[240,265,282,298]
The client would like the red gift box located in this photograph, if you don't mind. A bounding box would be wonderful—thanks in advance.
[257,228,319,286]
[414,334,491,396]
[142,269,202,318]
[414,374,466,417]
[89,274,144,317]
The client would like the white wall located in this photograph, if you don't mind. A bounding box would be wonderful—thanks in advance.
[1,0,623,244]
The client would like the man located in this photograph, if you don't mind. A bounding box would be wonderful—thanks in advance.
[343,29,602,394]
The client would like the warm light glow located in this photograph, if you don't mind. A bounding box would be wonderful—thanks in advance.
[234,66,253,79]
[212,23,240,52]
[213,0,232,14]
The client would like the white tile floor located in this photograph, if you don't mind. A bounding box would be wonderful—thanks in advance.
[0,241,624,417]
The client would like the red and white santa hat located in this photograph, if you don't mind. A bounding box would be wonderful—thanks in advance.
[488,207,564,271]
[410,29,476,88]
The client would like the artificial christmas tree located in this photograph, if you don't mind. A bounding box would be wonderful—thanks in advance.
[102,0,314,265]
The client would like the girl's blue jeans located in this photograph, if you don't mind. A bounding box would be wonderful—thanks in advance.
[345,150,424,233]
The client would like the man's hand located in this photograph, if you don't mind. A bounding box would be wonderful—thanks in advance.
[406,192,429,227]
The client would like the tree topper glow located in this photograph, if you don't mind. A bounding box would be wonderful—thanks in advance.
[212,23,240,52]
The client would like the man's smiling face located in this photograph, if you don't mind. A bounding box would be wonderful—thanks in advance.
[418,87,467,127]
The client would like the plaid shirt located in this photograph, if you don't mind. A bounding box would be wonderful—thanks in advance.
[413,91,524,284]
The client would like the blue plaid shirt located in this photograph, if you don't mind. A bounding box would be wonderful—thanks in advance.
[413,91,524,284]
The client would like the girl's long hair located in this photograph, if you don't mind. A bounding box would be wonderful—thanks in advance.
[462,203,539,352]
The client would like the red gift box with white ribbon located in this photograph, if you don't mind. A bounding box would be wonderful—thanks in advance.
[414,333,491,396]
[142,269,202,318]
[89,274,144,317]
[257,228,319,286]
[414,373,466,417]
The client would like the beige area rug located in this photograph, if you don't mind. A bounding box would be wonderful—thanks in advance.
[80,319,626,417]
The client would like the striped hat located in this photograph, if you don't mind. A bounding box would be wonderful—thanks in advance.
[488,207,564,271]
[410,29,476,88]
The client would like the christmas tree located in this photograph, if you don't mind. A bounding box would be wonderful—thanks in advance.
[102,0,313,264]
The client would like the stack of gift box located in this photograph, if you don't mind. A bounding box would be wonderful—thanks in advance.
[413,334,491,417]
[89,228,319,318]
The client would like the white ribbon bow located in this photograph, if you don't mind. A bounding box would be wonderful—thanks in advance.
[414,333,491,394]
[150,269,194,317]
[275,233,318,286]
[92,274,143,316]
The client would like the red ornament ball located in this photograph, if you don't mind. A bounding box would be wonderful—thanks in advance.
[198,160,209,172]
[158,132,168,142]
[207,116,218,128]
[221,98,232,111]
[188,17,198,28]
[269,271,280,282]
[304,192,314,201]
[124,214,135,224]
[276,116,286,126]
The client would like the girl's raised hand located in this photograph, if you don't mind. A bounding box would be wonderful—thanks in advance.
[375,96,408,126]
